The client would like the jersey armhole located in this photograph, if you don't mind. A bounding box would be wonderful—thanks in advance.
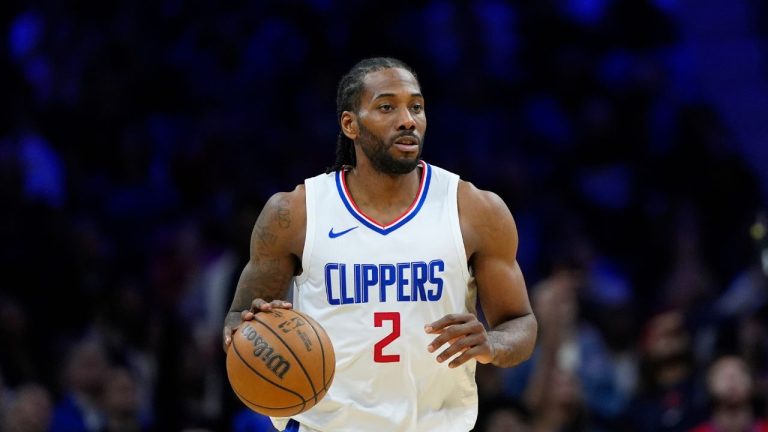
[448,175,472,283]
[449,175,478,316]
[294,178,316,286]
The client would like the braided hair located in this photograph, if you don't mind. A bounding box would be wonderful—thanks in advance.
[326,57,419,173]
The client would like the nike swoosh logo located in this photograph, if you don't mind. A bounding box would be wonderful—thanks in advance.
[328,226,358,238]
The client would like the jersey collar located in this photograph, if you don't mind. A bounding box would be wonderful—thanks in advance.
[335,160,432,235]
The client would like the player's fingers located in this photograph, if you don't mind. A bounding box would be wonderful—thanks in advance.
[447,346,485,368]
[241,309,255,321]
[223,326,234,352]
[424,313,472,333]
[268,300,293,309]
[434,333,483,363]
[249,298,292,312]
[427,319,484,353]
[427,327,459,353]
[249,298,269,312]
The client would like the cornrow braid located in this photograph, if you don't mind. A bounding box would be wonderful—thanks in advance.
[326,57,419,174]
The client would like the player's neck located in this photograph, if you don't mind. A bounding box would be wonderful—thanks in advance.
[345,161,422,221]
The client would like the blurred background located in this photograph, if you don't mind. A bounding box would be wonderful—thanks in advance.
[1,0,767,431]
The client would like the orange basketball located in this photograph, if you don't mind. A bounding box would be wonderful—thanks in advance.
[226,308,335,417]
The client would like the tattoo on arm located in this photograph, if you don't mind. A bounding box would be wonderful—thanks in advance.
[253,222,277,248]
[276,197,291,228]
[229,193,297,313]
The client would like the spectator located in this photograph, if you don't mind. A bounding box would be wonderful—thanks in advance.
[631,310,706,431]
[506,268,632,429]
[1,383,53,432]
[101,367,149,432]
[690,355,768,432]
[50,339,110,432]
[530,367,589,432]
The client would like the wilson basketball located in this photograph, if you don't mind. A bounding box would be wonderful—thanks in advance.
[226,308,335,417]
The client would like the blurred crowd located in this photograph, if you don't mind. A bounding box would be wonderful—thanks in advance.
[1,0,767,431]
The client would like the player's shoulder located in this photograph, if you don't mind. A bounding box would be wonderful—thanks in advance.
[457,180,518,256]
[265,184,306,207]
[457,180,510,218]
[260,185,307,253]
[261,184,307,223]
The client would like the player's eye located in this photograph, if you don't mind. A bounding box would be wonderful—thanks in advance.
[411,104,423,113]
[378,104,393,112]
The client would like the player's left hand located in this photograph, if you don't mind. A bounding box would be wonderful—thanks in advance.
[425,313,495,368]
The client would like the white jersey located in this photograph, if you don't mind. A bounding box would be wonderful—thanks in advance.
[272,161,478,432]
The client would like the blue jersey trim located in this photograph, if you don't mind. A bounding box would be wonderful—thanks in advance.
[335,162,432,236]
[285,418,300,432]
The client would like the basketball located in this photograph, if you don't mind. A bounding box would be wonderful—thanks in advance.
[226,308,335,417]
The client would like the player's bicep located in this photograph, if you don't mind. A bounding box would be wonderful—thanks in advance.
[230,192,302,311]
[474,255,532,329]
[469,191,532,328]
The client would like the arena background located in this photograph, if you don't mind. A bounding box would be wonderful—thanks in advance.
[1,0,767,431]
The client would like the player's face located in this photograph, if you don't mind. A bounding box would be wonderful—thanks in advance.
[355,68,426,175]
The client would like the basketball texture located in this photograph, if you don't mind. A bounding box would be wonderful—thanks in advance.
[226,309,335,417]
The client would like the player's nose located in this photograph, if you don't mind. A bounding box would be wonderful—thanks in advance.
[397,109,416,131]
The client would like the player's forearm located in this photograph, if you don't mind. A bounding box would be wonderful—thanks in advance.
[486,313,537,367]
[227,255,294,314]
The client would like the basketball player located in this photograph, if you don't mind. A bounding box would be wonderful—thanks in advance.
[223,57,537,432]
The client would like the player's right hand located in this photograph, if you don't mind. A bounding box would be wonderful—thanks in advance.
[245,298,293,319]
[222,299,293,352]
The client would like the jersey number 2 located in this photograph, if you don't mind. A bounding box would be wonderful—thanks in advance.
[374,312,401,363]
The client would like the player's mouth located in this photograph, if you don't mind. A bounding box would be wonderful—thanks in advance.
[393,136,420,152]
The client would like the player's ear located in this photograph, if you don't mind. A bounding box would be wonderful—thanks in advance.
[341,111,358,140]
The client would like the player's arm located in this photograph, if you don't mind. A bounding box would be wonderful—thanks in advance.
[426,182,537,368]
[222,187,306,351]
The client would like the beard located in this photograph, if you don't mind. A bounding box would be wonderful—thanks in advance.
[357,123,423,175]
